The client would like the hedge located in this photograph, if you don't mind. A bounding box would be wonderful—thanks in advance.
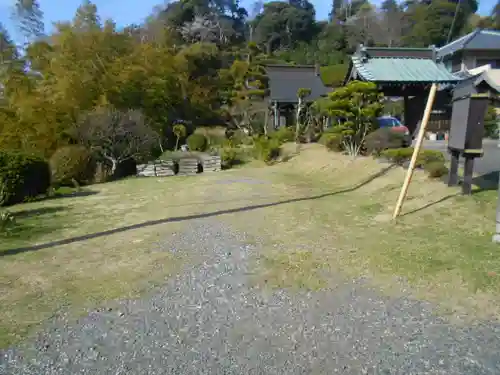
[187,133,208,151]
[0,151,51,206]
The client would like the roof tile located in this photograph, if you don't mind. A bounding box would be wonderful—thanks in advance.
[436,29,500,58]
[352,56,460,83]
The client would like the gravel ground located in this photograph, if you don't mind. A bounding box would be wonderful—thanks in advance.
[2,219,500,375]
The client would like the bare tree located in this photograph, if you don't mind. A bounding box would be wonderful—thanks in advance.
[76,107,159,174]
[378,2,405,47]
[180,14,234,45]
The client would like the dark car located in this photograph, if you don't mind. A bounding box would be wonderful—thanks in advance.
[376,116,412,147]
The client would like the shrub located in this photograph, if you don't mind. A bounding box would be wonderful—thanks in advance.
[253,136,281,163]
[424,161,449,178]
[0,151,51,206]
[230,129,253,146]
[220,147,239,169]
[364,128,406,156]
[0,210,15,232]
[320,133,343,152]
[187,133,208,151]
[380,148,413,165]
[380,148,445,168]
[323,125,344,134]
[418,149,445,166]
[269,127,295,144]
[50,145,95,187]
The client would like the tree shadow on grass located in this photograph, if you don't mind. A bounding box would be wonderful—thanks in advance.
[1,165,396,257]
[0,206,68,254]
[13,206,67,219]
[40,189,100,202]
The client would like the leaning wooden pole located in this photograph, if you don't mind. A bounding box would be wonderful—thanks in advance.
[392,83,438,219]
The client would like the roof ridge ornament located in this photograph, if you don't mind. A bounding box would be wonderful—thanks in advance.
[356,44,368,63]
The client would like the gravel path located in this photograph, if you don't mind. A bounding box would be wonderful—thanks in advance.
[2,219,500,374]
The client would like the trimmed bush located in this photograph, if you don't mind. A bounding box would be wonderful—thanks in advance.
[0,151,51,206]
[418,149,445,165]
[253,136,281,163]
[323,125,344,134]
[187,133,208,151]
[321,133,343,152]
[269,127,295,144]
[380,148,445,168]
[379,147,413,165]
[50,145,95,187]
[364,128,406,156]
[424,161,449,178]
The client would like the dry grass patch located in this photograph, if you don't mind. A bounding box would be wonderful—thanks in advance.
[2,144,500,346]
[0,172,294,348]
[221,144,500,320]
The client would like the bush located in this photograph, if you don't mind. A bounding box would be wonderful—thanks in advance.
[220,147,240,169]
[253,136,281,163]
[0,151,51,206]
[323,125,344,134]
[320,133,343,152]
[380,148,445,168]
[418,149,445,166]
[0,210,15,232]
[187,133,208,151]
[424,161,449,178]
[230,129,253,146]
[364,128,406,156]
[269,127,295,144]
[50,145,95,187]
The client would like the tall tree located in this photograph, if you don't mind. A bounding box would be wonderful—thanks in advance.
[379,0,404,46]
[73,0,101,32]
[12,0,44,44]
[0,24,18,65]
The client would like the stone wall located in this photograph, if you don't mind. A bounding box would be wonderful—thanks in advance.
[137,160,175,177]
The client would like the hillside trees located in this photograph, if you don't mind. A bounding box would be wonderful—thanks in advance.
[0,0,494,172]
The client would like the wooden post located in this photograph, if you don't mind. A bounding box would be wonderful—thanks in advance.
[447,149,460,186]
[273,101,279,129]
[462,155,474,195]
[392,83,438,219]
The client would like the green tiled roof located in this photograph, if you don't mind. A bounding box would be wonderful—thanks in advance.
[352,56,460,83]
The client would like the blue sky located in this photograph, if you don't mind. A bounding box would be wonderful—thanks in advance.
[0,0,496,37]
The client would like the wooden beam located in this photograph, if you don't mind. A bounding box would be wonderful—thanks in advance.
[392,83,438,219]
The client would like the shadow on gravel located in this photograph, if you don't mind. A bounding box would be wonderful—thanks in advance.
[1,165,395,257]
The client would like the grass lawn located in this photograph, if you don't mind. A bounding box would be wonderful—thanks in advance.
[1,143,500,347]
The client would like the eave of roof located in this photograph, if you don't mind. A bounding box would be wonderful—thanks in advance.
[436,29,500,59]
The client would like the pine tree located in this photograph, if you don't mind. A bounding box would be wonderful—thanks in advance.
[12,0,44,44]
[73,0,102,32]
